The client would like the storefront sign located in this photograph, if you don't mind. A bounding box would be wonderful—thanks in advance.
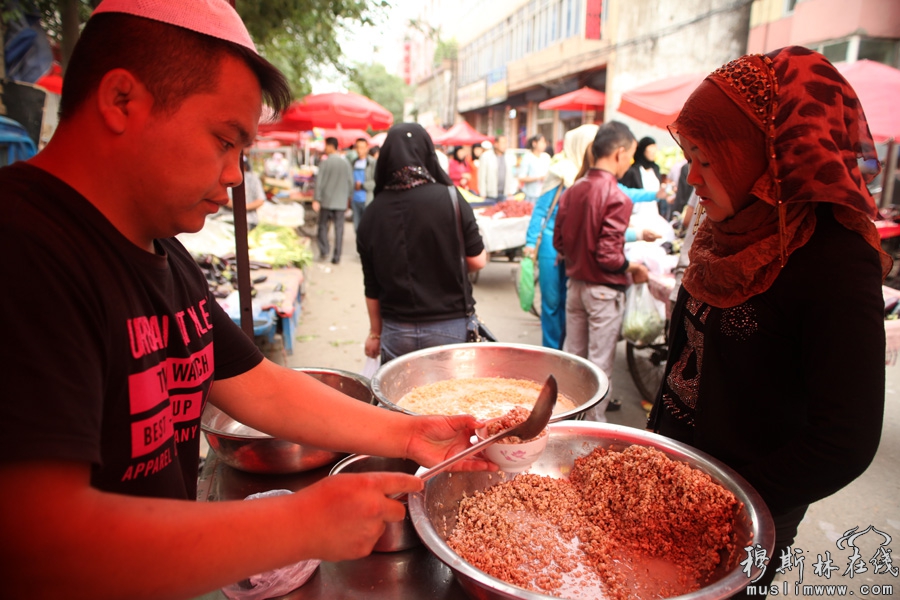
[486,67,508,105]
[458,79,487,113]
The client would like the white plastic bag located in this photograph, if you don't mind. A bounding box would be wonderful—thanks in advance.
[221,490,320,600]
[621,283,666,346]
[362,356,381,379]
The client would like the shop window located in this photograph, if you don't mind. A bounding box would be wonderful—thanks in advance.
[822,41,849,64]
[858,39,898,65]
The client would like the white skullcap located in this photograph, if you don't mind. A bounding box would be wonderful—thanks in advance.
[92,0,256,53]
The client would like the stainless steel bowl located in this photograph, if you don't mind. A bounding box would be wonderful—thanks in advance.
[408,421,775,600]
[370,343,608,421]
[201,368,375,474]
[329,454,422,552]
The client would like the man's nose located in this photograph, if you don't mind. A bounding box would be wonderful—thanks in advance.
[223,157,244,188]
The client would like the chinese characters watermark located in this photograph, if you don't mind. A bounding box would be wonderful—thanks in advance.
[740,525,896,596]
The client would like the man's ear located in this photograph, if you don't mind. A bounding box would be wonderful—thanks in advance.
[96,68,151,134]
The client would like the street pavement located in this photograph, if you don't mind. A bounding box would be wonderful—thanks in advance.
[285,221,899,596]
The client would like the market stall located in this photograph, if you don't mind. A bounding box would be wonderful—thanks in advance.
[473,198,534,255]
[178,219,312,361]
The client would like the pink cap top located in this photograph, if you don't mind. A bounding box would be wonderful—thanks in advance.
[92,0,256,53]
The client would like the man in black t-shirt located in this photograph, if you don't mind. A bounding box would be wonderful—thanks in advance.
[0,2,491,598]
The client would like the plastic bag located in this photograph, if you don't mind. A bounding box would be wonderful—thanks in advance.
[221,490,321,600]
[621,283,665,346]
[362,355,381,379]
[518,257,536,312]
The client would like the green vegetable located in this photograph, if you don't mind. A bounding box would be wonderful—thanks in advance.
[247,225,314,268]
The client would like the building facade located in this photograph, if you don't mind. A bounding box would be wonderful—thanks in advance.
[407,0,900,152]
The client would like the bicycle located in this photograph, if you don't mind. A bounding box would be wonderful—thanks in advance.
[625,274,676,405]
[626,330,668,404]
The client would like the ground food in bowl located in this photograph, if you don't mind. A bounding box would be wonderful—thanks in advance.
[397,377,576,420]
[447,445,739,600]
[485,406,548,443]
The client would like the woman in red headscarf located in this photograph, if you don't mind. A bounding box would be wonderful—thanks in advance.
[648,46,891,596]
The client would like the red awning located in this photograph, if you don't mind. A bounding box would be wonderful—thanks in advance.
[617,72,706,129]
[618,62,900,141]
[538,86,606,111]
[425,124,447,142]
[836,60,900,143]
[433,121,491,146]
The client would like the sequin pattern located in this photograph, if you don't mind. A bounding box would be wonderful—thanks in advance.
[711,54,776,129]
[663,300,710,426]
[384,166,437,191]
[720,303,759,341]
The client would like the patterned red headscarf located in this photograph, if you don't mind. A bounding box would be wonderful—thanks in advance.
[670,46,890,308]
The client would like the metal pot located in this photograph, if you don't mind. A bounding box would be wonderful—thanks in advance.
[370,343,608,421]
[201,367,375,474]
[329,454,422,552]
[409,421,775,600]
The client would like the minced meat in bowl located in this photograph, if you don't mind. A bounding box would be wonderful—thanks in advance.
[409,421,774,600]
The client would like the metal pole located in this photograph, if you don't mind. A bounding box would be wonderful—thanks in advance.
[882,139,897,211]
[227,0,255,340]
[233,153,254,338]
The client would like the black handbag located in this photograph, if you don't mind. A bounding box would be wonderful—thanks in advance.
[448,186,498,343]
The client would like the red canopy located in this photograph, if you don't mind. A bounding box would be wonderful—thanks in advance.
[617,72,706,129]
[35,62,63,95]
[538,86,606,111]
[280,91,393,131]
[320,128,371,149]
[836,60,900,143]
[618,61,900,141]
[433,121,490,146]
[425,124,447,142]
[369,131,387,147]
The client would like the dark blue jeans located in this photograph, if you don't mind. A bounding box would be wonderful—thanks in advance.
[351,201,365,232]
[380,316,468,362]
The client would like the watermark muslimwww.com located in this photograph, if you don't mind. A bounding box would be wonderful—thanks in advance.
[741,526,897,596]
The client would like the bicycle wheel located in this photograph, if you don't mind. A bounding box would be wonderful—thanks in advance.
[626,340,667,402]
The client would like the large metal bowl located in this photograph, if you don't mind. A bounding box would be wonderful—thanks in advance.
[370,343,608,421]
[409,421,775,600]
[201,367,375,474]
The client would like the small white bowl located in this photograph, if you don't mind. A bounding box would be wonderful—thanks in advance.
[475,422,549,473]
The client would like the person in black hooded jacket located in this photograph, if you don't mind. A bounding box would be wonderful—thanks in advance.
[357,123,488,362]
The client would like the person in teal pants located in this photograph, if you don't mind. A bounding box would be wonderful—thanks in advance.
[524,124,662,350]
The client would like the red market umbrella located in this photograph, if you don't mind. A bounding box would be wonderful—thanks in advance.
[617,72,706,129]
[836,60,900,143]
[320,128,371,149]
[282,91,393,130]
[369,131,387,147]
[538,86,606,111]
[256,130,305,145]
[433,121,490,146]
